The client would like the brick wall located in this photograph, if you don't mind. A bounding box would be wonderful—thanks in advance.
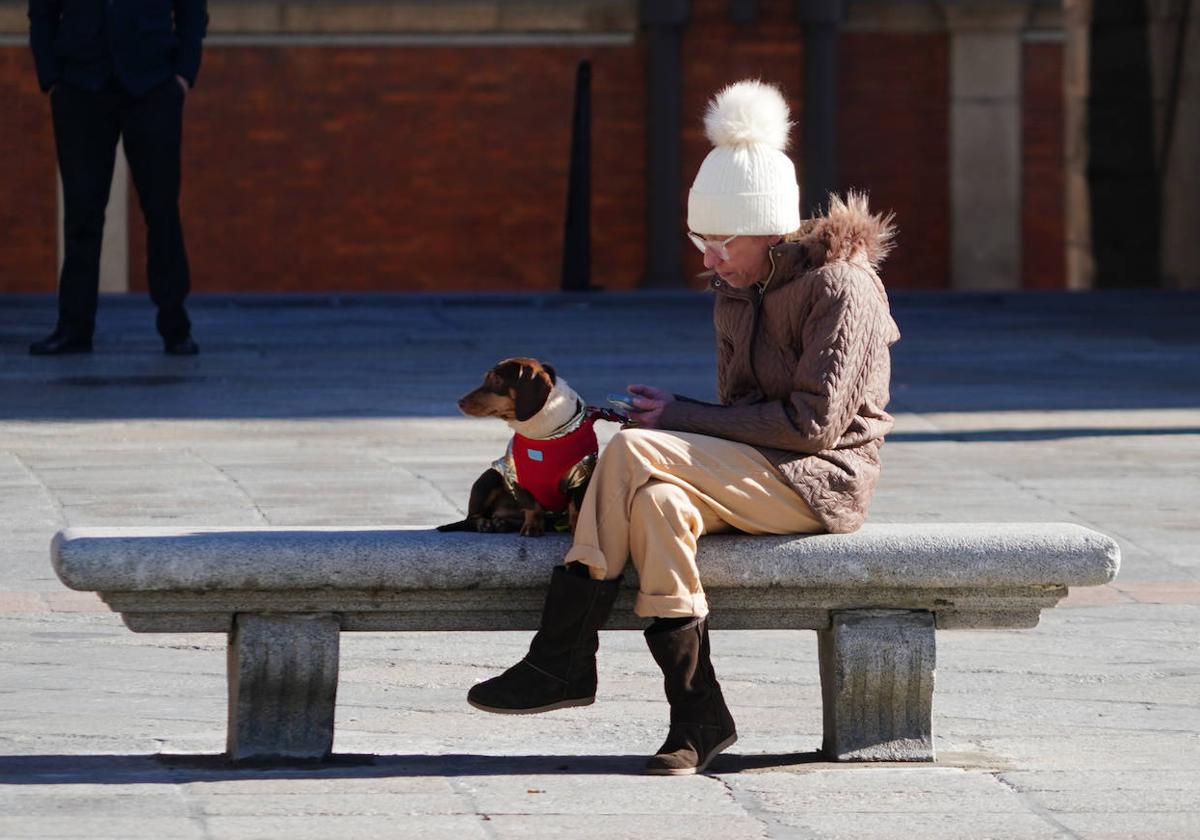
[0,49,57,294]
[839,31,950,290]
[1022,40,1065,290]
[130,44,645,293]
[0,26,1064,295]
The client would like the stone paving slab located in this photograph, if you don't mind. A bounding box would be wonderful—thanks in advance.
[1,292,1198,839]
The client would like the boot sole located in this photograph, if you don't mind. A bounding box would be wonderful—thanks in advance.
[467,695,595,715]
[644,733,738,776]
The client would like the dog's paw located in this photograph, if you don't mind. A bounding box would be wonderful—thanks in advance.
[486,518,519,533]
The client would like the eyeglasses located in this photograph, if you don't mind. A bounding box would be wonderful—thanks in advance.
[687,232,738,262]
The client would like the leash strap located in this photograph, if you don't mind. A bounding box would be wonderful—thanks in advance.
[586,406,635,428]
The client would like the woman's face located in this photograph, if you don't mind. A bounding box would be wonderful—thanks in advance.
[697,234,778,288]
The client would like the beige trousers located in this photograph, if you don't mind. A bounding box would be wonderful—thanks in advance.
[564,428,824,618]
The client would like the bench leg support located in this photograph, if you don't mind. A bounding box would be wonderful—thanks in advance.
[227,613,340,763]
[818,609,936,762]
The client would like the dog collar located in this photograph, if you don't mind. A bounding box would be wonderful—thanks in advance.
[507,377,584,440]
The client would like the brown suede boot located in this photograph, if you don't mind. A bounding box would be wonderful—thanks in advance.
[643,616,738,775]
[467,564,621,714]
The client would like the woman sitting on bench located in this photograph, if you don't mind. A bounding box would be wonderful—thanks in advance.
[467,78,901,776]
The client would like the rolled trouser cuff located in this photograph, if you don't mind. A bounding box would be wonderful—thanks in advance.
[635,591,709,619]
[564,544,614,581]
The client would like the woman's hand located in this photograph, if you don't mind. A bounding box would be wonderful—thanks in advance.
[626,384,675,429]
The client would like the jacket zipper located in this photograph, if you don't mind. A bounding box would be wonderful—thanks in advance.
[746,247,778,397]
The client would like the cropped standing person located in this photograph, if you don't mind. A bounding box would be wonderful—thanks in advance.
[28,0,208,355]
[467,80,901,775]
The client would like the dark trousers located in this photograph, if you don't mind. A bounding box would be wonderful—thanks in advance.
[50,77,191,342]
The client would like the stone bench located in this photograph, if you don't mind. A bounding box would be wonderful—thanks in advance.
[51,522,1120,764]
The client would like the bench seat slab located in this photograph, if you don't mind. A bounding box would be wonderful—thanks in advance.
[819,610,936,762]
[102,584,1064,634]
[227,613,340,763]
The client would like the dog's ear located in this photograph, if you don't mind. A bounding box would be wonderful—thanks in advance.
[513,363,554,422]
[490,359,522,392]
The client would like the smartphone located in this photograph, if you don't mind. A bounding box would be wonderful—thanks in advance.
[607,392,637,412]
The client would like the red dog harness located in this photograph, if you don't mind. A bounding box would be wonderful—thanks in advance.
[513,417,599,511]
[494,406,629,513]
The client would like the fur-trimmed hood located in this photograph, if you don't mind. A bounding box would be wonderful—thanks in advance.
[778,191,899,346]
[785,191,896,271]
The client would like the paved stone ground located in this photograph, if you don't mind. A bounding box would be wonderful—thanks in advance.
[0,290,1198,840]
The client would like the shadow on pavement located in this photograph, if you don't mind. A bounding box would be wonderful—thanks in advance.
[888,426,1200,442]
[0,751,833,783]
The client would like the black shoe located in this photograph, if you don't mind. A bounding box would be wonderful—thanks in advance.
[643,616,738,775]
[164,336,199,356]
[467,564,621,714]
[29,329,92,356]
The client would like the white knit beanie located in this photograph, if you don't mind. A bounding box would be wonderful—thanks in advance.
[687,80,801,236]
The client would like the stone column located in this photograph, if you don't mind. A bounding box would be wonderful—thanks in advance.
[818,609,936,761]
[227,613,340,763]
[57,139,130,294]
[1147,0,1199,289]
[1063,0,1094,290]
[943,3,1027,291]
[797,0,844,217]
[640,0,689,287]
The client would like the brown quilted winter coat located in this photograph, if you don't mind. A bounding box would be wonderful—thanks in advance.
[658,193,901,533]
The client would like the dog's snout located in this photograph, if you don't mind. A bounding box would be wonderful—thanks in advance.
[457,390,494,417]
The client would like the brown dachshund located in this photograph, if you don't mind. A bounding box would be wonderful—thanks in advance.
[438,357,603,537]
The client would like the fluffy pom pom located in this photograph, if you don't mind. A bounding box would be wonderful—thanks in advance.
[703,79,792,150]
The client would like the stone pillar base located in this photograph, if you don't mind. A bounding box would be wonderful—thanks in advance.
[226,613,340,763]
[818,609,936,761]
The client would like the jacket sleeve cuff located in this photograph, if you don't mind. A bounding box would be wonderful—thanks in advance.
[659,397,830,453]
[658,399,722,434]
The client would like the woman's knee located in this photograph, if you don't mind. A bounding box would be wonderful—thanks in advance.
[594,429,656,483]
[631,481,700,529]
[603,428,648,460]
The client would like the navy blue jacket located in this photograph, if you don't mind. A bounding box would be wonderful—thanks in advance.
[28,0,208,95]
